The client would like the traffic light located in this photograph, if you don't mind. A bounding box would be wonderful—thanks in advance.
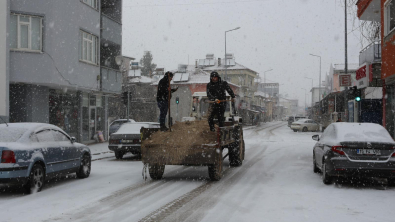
[349,86,361,102]
[122,91,131,105]
[176,96,179,104]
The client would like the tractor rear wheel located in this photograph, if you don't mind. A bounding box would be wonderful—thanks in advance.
[149,164,165,180]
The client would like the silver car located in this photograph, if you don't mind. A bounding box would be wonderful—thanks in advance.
[0,123,91,193]
[312,123,395,185]
[108,122,160,159]
[291,119,319,132]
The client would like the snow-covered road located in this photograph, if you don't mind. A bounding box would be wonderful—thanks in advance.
[1,121,394,222]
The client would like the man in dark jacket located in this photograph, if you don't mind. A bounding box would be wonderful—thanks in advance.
[206,71,236,132]
[157,71,178,131]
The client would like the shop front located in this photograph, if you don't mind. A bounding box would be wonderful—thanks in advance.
[81,93,105,143]
[49,90,79,138]
[49,90,106,143]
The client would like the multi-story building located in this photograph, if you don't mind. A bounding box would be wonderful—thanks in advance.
[0,1,9,123]
[197,54,259,124]
[6,0,123,143]
[356,0,395,137]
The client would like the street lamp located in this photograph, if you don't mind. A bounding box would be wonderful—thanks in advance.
[263,69,273,84]
[225,27,240,81]
[304,77,314,106]
[301,88,307,114]
[309,54,321,111]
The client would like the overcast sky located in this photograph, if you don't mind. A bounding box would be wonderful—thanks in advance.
[122,0,366,106]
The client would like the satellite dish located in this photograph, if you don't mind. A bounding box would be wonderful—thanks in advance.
[115,56,123,66]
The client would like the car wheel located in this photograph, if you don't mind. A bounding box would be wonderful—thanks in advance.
[313,154,320,173]
[76,154,91,178]
[115,151,124,159]
[149,164,165,180]
[302,127,308,132]
[322,162,332,185]
[25,164,45,193]
[293,129,297,132]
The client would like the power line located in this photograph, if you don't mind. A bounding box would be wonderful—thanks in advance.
[124,0,272,8]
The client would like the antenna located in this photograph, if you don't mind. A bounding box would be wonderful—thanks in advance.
[0,116,8,127]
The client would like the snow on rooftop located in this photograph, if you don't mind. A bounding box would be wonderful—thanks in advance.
[129,75,153,83]
[254,91,270,97]
[151,65,238,88]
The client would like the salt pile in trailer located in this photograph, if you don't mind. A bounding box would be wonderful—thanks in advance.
[142,121,219,165]
[145,120,217,146]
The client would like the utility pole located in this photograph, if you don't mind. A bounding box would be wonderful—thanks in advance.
[345,0,348,76]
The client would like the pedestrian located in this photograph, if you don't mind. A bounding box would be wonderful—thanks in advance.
[157,71,178,131]
[206,71,236,132]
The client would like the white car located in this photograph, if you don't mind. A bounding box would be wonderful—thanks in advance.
[291,119,320,132]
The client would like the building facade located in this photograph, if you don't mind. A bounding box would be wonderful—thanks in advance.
[357,0,395,137]
[8,0,123,143]
[0,0,9,123]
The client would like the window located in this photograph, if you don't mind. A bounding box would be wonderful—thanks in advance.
[36,130,55,142]
[385,0,395,36]
[80,30,98,64]
[82,0,98,9]
[10,13,42,51]
[52,131,70,142]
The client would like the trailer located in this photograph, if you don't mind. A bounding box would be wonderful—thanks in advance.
[140,92,245,181]
[141,120,244,181]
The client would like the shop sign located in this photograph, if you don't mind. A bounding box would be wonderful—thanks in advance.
[339,75,351,86]
[356,64,369,89]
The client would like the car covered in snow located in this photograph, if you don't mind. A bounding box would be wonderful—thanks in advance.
[312,123,395,184]
[109,119,136,136]
[0,123,91,193]
[108,122,160,159]
[290,119,320,132]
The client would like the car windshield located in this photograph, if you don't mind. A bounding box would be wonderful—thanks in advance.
[0,127,28,142]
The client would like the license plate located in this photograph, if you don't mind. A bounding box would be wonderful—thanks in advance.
[357,149,381,155]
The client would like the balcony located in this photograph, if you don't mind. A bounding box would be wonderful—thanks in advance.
[359,41,381,65]
[357,0,381,22]
[101,67,122,93]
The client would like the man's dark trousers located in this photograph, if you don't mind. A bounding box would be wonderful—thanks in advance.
[157,101,168,126]
[208,103,226,130]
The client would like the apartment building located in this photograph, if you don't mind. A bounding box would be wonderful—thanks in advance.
[7,0,123,143]
[357,0,395,137]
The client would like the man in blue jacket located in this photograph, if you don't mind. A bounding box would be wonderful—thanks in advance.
[157,71,178,131]
[206,71,235,132]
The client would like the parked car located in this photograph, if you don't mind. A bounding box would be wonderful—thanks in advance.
[0,123,91,193]
[287,116,307,127]
[108,122,160,159]
[291,119,319,132]
[312,123,395,185]
[109,119,135,135]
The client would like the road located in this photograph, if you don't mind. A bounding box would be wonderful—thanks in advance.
[1,121,394,222]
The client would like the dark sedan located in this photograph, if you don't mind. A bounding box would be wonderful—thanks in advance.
[0,123,91,193]
[108,122,160,159]
[312,122,395,184]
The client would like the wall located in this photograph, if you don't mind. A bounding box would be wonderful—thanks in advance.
[381,0,395,81]
[10,0,101,92]
[0,0,9,121]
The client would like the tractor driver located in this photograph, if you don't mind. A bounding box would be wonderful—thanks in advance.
[206,71,236,132]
